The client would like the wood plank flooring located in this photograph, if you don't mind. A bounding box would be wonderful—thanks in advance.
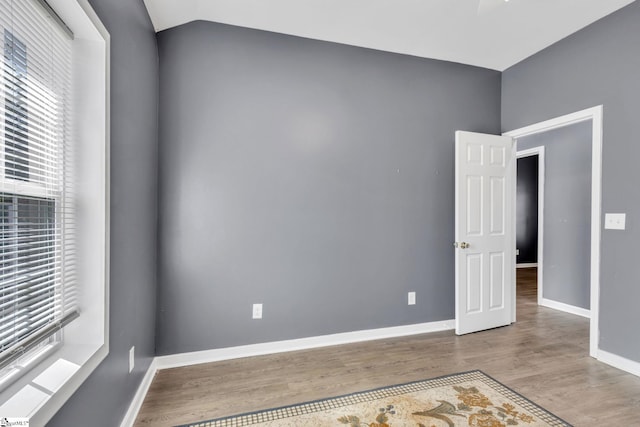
[134,268,640,426]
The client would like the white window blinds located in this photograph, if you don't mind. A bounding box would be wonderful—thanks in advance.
[0,0,76,371]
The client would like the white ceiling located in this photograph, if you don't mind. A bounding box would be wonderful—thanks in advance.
[143,0,635,71]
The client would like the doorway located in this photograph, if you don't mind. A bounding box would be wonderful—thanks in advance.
[504,105,602,358]
[516,149,542,305]
[516,122,593,318]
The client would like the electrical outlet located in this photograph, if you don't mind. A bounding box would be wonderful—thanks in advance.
[129,346,135,373]
[252,303,263,319]
[408,292,416,305]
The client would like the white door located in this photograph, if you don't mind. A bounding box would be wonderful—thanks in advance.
[455,131,515,335]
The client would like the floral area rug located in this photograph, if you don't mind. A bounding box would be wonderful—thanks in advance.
[176,370,571,427]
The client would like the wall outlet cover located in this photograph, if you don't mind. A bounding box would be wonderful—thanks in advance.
[129,346,135,373]
[252,303,263,319]
[408,292,416,305]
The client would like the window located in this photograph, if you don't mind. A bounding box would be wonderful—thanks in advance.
[0,0,77,377]
[0,0,108,423]
[4,31,29,182]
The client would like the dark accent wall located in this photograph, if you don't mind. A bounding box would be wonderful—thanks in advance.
[516,155,538,264]
[156,21,501,355]
[517,122,592,309]
[502,0,640,360]
[48,0,159,426]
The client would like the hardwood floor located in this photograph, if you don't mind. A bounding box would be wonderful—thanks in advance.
[134,268,640,426]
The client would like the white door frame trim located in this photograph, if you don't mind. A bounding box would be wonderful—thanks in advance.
[516,146,545,308]
[504,105,603,358]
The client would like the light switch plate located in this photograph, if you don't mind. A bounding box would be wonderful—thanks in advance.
[605,213,626,230]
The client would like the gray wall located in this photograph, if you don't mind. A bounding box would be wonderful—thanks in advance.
[516,155,538,264]
[48,0,158,425]
[502,0,640,360]
[156,21,501,355]
[517,122,591,309]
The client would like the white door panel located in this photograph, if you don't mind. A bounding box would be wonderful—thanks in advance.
[455,131,515,335]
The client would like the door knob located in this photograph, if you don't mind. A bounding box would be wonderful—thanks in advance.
[455,242,470,249]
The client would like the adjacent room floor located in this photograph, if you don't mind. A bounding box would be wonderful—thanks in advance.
[134,268,640,426]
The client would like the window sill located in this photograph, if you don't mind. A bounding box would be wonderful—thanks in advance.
[0,343,108,425]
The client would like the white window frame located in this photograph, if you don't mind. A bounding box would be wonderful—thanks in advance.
[0,1,109,425]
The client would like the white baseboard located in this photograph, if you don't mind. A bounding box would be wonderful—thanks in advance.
[516,263,538,269]
[540,298,590,318]
[120,358,158,427]
[119,319,454,426]
[155,320,455,370]
[597,349,640,377]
